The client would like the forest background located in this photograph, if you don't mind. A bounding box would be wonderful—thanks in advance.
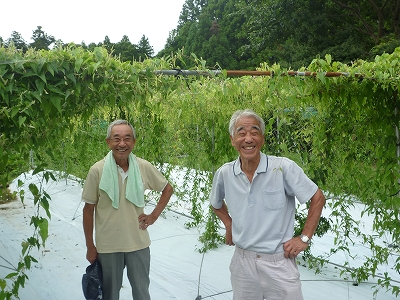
[1,0,400,69]
[1,0,400,299]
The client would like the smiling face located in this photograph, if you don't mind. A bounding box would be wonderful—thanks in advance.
[230,116,264,164]
[106,123,136,164]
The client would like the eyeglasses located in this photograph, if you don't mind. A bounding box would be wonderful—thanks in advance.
[110,137,134,143]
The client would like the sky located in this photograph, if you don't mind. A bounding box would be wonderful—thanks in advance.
[1,0,186,54]
[0,169,398,299]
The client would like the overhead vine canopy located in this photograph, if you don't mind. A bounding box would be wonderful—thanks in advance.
[1,45,399,297]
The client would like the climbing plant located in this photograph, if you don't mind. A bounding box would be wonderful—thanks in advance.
[1,45,399,298]
[0,45,179,299]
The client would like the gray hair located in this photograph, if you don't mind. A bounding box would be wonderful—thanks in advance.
[106,119,136,139]
[229,109,265,137]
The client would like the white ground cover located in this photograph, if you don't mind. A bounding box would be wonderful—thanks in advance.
[0,169,398,299]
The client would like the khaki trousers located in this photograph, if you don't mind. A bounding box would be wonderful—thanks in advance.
[230,246,304,300]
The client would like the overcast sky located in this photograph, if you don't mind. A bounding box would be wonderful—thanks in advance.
[1,0,186,53]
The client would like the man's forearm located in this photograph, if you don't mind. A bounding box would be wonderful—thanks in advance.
[212,202,232,227]
[83,204,95,248]
[151,183,174,219]
[302,188,325,238]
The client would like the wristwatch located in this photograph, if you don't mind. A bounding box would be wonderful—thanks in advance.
[300,234,311,244]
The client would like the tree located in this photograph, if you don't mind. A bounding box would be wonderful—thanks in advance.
[239,0,400,67]
[159,0,400,69]
[331,0,400,44]
[6,31,28,52]
[158,0,248,69]
[158,29,180,57]
[201,0,250,69]
[329,0,400,58]
[113,35,139,62]
[29,26,55,50]
[137,35,154,59]
[100,36,114,54]
[179,0,208,25]
[158,0,209,62]
[236,0,374,68]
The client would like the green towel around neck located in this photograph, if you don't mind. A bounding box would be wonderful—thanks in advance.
[99,151,144,209]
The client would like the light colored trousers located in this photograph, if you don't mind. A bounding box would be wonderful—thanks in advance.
[98,247,151,300]
[230,246,304,300]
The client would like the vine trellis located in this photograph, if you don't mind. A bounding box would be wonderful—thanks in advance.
[0,45,399,299]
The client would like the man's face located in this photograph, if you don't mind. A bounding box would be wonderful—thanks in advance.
[106,124,136,162]
[230,116,264,162]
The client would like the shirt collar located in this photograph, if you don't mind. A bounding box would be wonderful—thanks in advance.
[232,152,268,175]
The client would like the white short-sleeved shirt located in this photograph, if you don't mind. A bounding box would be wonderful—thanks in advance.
[209,153,318,254]
[82,156,168,253]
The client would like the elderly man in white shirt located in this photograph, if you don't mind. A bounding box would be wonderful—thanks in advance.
[209,109,325,300]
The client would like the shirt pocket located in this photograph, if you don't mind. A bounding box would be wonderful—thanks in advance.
[262,189,286,210]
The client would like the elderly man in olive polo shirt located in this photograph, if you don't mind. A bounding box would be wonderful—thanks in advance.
[82,119,173,300]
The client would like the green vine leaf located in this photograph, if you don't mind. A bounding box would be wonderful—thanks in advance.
[18,116,26,127]
[50,96,62,114]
